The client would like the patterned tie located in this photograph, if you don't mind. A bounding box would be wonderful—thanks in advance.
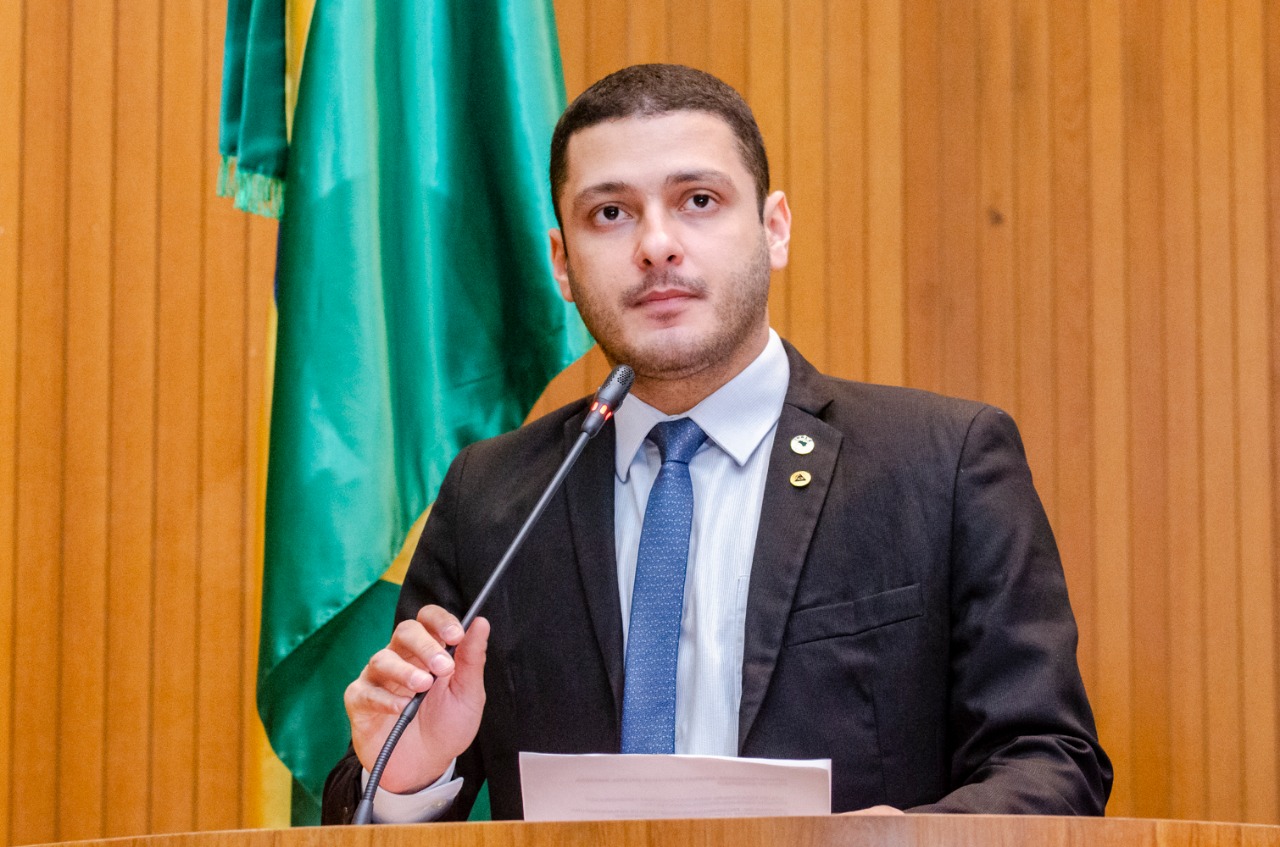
[621,417,708,753]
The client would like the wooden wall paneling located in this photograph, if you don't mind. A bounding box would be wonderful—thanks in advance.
[573,1,623,400]
[1195,0,1244,822]
[198,0,246,827]
[784,0,827,373]
[864,0,904,385]
[1012,0,1055,515]
[152,0,206,831]
[705,0,747,96]
[555,0,587,102]
[976,0,1018,415]
[1229,0,1277,824]
[938,0,979,400]
[746,0,788,338]
[1160,0,1208,821]
[1087,0,1134,818]
[1121,0,1172,818]
[666,0,708,70]
[104,0,160,835]
[586,0,626,84]
[11,0,70,841]
[626,0,665,64]
[902,0,941,392]
[532,0,589,419]
[1047,0,1097,697]
[823,1,865,382]
[58,0,115,838]
[1268,7,1280,827]
[0,0,22,836]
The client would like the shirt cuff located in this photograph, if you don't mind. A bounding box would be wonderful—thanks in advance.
[359,760,462,823]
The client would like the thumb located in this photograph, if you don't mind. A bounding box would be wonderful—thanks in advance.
[449,616,490,701]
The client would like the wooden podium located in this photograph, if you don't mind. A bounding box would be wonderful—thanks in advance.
[29,817,1280,847]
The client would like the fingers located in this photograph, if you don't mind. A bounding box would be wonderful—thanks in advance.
[364,647,433,695]
[344,674,413,717]
[386,609,458,678]
[417,605,466,647]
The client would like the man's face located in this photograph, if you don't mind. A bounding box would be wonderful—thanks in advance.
[549,111,790,382]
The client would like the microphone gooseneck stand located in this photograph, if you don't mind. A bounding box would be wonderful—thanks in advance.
[352,364,635,824]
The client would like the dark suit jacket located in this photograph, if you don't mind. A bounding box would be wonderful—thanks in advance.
[323,343,1112,822]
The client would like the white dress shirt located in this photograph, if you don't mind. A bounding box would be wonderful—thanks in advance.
[611,328,789,755]
[368,329,790,821]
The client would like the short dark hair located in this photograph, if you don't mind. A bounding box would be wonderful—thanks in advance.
[549,64,770,225]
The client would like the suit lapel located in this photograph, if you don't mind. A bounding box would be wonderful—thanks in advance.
[738,346,841,751]
[563,416,625,725]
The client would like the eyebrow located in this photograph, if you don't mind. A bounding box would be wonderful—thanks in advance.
[665,169,733,188]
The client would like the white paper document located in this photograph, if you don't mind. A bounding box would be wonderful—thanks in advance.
[518,752,831,821]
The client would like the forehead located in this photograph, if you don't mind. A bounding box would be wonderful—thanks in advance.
[561,111,751,191]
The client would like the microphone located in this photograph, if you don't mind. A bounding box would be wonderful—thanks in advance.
[353,364,635,824]
[582,364,634,436]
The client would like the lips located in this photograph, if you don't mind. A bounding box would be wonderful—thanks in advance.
[637,288,696,305]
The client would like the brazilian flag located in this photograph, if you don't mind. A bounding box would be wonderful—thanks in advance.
[218,0,590,825]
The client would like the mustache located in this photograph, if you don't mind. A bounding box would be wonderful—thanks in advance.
[622,270,708,307]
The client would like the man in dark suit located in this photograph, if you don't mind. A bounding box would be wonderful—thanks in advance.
[323,64,1111,823]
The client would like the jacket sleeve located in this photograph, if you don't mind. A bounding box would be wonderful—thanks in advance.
[910,406,1112,814]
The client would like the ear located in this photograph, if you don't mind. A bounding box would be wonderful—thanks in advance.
[549,229,573,301]
[762,191,791,270]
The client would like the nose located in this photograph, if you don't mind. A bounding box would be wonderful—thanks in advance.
[634,209,683,269]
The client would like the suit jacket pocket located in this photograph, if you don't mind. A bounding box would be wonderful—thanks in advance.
[785,583,924,646]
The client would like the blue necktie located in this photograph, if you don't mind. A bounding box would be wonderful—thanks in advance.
[621,417,708,753]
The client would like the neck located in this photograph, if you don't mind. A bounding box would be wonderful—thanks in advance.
[626,325,770,415]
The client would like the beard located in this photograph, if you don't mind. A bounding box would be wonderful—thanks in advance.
[565,233,772,381]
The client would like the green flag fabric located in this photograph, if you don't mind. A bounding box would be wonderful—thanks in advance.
[258,0,589,819]
[217,0,288,217]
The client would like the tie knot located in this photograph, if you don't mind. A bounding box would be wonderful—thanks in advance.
[649,418,707,465]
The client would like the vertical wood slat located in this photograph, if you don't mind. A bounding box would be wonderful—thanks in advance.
[11,1,70,842]
[902,0,941,391]
[705,0,747,95]
[58,0,114,838]
[1196,0,1244,823]
[1122,0,1172,819]
[0,0,22,840]
[1161,0,1207,821]
[198,0,246,829]
[864,0,904,385]
[937,0,979,400]
[1087,0,1134,818]
[666,0,708,71]
[151,0,205,832]
[1012,0,1055,517]
[626,0,664,64]
[1268,0,1280,821]
[104,0,160,835]
[1229,0,1277,824]
[1048,0,1096,697]
[784,0,826,373]
[976,0,1017,415]
[746,0,788,339]
[823,1,865,382]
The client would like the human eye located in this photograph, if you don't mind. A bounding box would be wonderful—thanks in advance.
[590,204,629,225]
[682,192,718,212]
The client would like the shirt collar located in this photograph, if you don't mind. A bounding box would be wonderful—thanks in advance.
[613,329,790,481]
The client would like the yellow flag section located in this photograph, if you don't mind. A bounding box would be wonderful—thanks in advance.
[244,0,314,828]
